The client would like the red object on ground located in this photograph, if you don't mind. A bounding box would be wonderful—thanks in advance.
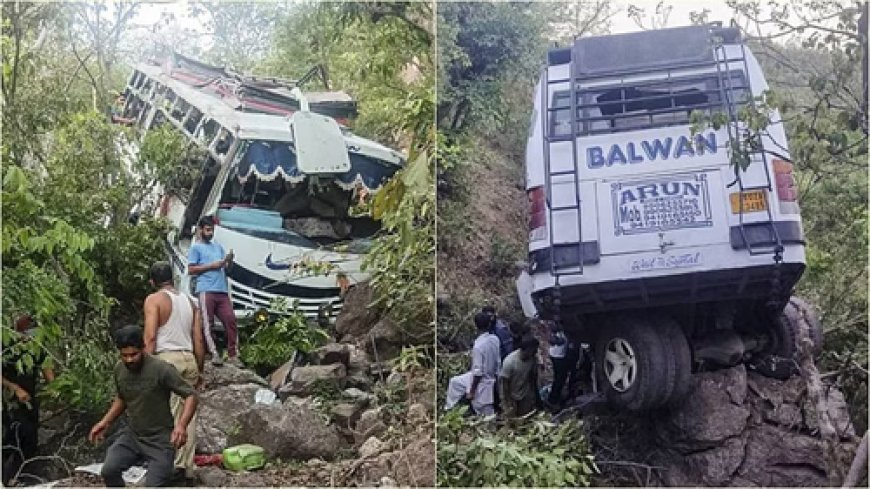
[194,454,223,466]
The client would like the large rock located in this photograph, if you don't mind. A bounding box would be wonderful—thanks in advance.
[280,364,347,397]
[365,318,404,361]
[385,435,436,487]
[196,383,263,453]
[343,388,376,406]
[203,362,269,389]
[664,436,748,486]
[733,424,829,487]
[314,343,351,367]
[195,466,229,487]
[228,403,344,460]
[356,407,388,445]
[651,365,859,486]
[359,436,388,458]
[331,402,366,429]
[345,372,374,391]
[335,283,379,339]
[349,435,436,487]
[347,344,372,372]
[656,365,750,452]
[802,385,856,438]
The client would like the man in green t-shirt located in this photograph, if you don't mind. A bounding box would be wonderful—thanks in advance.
[499,334,541,418]
[88,325,198,487]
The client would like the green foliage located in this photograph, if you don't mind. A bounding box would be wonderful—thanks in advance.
[364,151,435,346]
[437,1,548,135]
[239,299,329,372]
[489,235,522,278]
[46,335,116,412]
[263,3,435,350]
[1,165,115,415]
[437,411,598,487]
[139,124,202,193]
[91,218,171,320]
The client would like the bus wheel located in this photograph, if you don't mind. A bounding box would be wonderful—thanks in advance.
[595,317,669,410]
[753,296,824,379]
[654,316,693,407]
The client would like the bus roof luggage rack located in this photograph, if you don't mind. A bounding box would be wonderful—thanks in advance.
[567,23,741,77]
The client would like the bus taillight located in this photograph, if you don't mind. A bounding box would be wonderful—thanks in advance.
[772,159,798,203]
[528,186,546,241]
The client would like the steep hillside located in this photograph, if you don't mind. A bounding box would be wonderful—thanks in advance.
[436,137,528,351]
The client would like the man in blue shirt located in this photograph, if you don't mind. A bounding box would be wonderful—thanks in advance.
[187,215,239,366]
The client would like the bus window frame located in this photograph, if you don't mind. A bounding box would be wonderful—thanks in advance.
[548,69,749,138]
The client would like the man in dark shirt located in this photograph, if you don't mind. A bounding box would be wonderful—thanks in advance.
[482,306,513,361]
[2,315,55,486]
[89,325,198,487]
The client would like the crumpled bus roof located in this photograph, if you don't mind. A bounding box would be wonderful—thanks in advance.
[132,56,404,192]
[165,52,357,118]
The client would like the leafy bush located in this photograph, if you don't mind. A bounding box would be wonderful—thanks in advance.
[489,235,522,278]
[363,151,435,347]
[239,299,329,372]
[437,410,598,487]
[91,217,171,321]
[46,335,116,413]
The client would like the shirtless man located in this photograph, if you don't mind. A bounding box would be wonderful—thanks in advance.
[142,262,204,479]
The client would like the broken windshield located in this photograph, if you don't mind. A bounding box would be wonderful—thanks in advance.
[220,147,381,250]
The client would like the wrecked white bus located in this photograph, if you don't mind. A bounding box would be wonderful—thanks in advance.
[518,24,822,410]
[121,54,404,320]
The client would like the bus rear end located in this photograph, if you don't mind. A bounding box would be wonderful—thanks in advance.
[520,24,814,410]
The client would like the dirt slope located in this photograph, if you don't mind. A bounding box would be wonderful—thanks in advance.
[437,137,528,350]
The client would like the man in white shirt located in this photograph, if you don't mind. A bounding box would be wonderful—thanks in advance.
[444,313,502,415]
[142,262,204,480]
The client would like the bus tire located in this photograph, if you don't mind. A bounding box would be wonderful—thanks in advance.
[655,317,693,407]
[770,298,823,361]
[595,316,669,411]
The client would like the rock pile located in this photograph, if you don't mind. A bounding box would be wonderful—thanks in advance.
[654,365,859,486]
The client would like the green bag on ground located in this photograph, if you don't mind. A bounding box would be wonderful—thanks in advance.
[222,444,266,472]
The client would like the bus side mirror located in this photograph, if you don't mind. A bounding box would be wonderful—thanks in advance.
[289,111,351,174]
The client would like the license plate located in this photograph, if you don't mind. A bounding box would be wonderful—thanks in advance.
[729,190,767,213]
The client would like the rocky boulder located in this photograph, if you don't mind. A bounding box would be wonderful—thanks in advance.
[343,435,436,487]
[331,402,367,429]
[203,363,269,389]
[364,318,404,361]
[196,383,263,454]
[279,364,346,397]
[653,365,859,487]
[228,403,344,460]
[656,365,750,451]
[314,342,351,367]
[335,283,379,340]
[359,436,388,458]
[355,407,388,445]
[348,344,372,371]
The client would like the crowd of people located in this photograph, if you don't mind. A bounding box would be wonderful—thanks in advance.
[2,216,238,486]
[444,307,591,420]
